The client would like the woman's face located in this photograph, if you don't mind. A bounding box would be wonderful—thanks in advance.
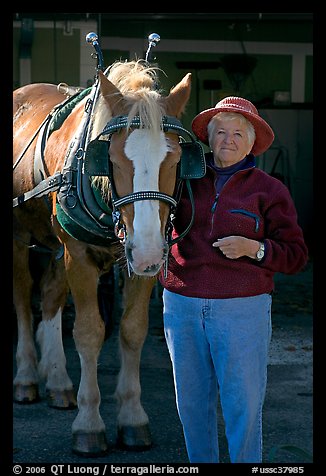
[209,116,253,168]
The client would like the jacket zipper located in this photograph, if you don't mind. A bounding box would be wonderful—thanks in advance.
[209,193,219,233]
[211,193,219,213]
[209,166,255,233]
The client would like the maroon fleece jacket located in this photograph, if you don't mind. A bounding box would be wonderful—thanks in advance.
[160,161,308,299]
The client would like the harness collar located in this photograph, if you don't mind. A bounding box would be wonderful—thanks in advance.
[98,114,195,141]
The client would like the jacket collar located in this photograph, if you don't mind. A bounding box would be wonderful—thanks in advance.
[206,152,256,172]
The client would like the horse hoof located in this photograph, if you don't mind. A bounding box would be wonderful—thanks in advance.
[13,384,40,404]
[117,424,152,451]
[46,388,77,409]
[72,431,108,457]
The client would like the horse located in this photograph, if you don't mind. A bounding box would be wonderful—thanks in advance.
[13,59,205,456]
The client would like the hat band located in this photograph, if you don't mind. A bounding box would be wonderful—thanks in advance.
[218,103,257,114]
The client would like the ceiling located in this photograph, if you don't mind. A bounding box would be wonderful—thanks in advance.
[14,12,312,22]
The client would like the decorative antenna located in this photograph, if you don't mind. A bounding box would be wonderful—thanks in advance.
[86,32,104,71]
[145,33,161,63]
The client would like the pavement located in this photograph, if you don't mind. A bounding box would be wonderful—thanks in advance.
[11,259,313,467]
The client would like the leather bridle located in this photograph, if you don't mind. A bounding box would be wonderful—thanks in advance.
[89,114,200,251]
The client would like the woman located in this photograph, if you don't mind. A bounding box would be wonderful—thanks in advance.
[159,96,308,463]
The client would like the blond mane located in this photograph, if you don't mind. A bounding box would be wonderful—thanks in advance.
[90,60,165,140]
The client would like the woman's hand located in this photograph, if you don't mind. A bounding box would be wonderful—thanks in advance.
[212,236,261,260]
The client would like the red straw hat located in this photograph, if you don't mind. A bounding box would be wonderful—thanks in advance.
[191,96,275,156]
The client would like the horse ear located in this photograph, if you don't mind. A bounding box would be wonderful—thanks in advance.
[98,70,125,114]
[164,73,192,118]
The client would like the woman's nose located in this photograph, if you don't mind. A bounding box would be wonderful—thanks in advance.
[223,133,233,143]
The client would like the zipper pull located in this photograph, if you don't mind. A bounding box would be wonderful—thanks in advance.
[211,193,219,213]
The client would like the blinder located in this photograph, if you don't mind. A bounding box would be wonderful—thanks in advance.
[178,141,206,180]
[84,115,206,181]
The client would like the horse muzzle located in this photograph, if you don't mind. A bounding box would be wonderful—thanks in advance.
[125,239,169,277]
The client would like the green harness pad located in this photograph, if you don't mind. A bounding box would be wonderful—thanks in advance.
[56,182,116,247]
[51,88,117,246]
[49,88,91,134]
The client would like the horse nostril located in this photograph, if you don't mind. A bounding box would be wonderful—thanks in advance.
[143,264,160,274]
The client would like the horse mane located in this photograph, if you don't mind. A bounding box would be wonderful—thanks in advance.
[90,59,165,140]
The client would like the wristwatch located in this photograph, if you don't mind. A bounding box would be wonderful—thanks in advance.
[256,242,265,261]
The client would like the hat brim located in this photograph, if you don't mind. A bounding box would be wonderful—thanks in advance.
[191,106,274,156]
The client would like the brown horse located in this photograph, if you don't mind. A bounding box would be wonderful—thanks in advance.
[13,60,194,456]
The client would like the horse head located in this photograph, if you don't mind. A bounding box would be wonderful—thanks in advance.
[91,61,192,276]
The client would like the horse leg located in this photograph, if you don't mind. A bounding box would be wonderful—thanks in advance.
[35,253,76,409]
[13,238,40,403]
[115,274,156,450]
[64,244,108,456]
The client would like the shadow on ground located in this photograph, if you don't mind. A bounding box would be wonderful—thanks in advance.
[12,259,313,464]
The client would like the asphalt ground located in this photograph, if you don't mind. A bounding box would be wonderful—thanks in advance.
[8,259,315,474]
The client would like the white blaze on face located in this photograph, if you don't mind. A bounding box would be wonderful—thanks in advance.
[124,129,168,271]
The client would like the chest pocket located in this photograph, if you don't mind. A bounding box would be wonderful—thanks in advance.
[230,209,260,233]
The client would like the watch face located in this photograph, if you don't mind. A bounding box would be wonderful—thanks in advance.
[257,250,264,259]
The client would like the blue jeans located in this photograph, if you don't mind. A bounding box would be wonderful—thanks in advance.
[163,289,272,463]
